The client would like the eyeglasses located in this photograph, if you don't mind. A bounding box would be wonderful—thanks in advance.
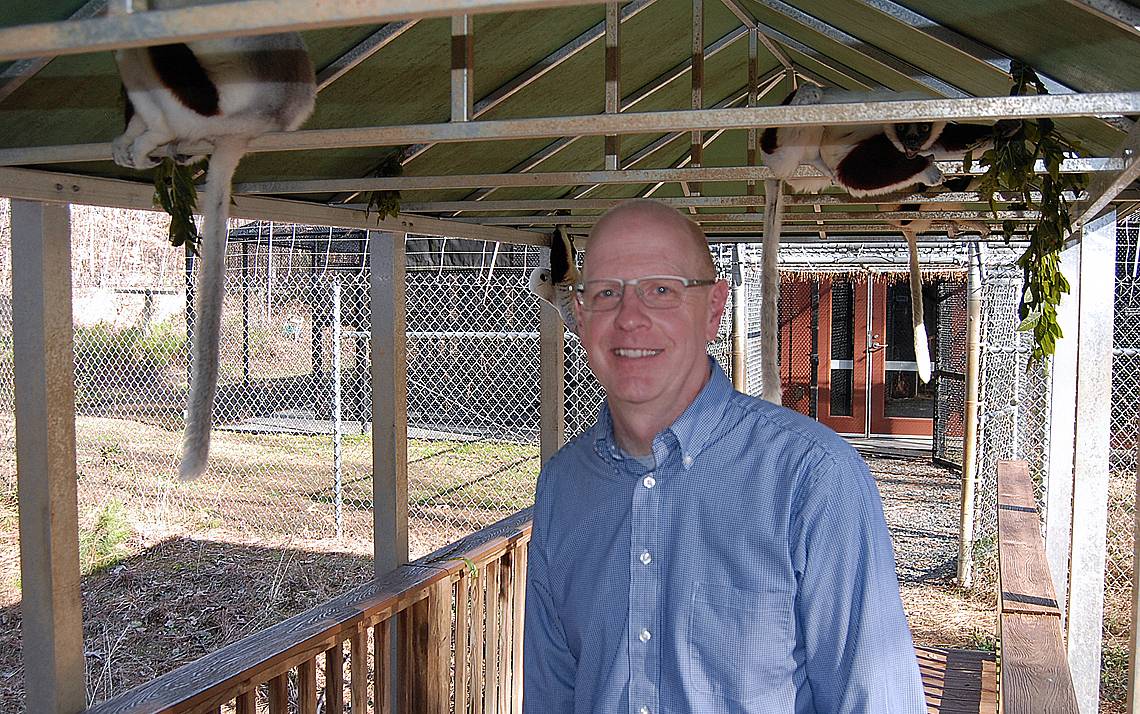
[574,275,717,311]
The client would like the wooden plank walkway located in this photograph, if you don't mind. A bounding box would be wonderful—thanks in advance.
[918,645,998,714]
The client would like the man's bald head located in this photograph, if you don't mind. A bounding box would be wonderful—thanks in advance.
[584,199,716,281]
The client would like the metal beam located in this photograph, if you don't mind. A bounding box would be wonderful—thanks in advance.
[12,200,85,714]
[11,91,1136,167]
[690,0,704,197]
[399,0,654,165]
[605,2,621,171]
[1062,0,1140,35]
[238,156,1126,195]
[718,0,792,68]
[0,167,547,245]
[0,0,107,104]
[854,0,1076,96]
[753,24,878,90]
[451,15,474,122]
[316,21,417,90]
[1078,117,1140,225]
[0,0,613,62]
[750,0,967,96]
[622,26,747,111]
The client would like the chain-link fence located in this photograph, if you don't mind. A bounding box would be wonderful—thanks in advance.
[933,279,968,467]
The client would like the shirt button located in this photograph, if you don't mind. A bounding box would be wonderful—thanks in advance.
[643,474,656,489]
[640,550,652,565]
[639,707,650,714]
[682,454,694,467]
[639,628,652,642]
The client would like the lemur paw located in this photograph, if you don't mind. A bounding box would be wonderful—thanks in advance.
[111,136,161,170]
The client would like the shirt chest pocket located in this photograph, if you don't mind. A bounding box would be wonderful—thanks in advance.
[687,581,795,703]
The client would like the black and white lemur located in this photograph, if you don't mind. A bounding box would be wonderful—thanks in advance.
[529,226,581,335]
[760,85,1004,397]
[110,0,317,479]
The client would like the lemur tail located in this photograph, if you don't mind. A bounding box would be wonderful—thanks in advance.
[761,179,783,404]
[179,136,247,480]
[902,226,932,384]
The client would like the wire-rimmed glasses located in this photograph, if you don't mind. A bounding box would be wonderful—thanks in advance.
[574,275,717,311]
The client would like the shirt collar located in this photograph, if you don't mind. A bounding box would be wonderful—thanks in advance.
[593,357,734,471]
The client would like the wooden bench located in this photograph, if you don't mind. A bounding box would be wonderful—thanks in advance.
[996,459,1079,713]
[917,645,998,713]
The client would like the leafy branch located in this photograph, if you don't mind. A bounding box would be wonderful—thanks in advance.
[152,158,206,255]
[365,153,403,222]
[968,61,1087,366]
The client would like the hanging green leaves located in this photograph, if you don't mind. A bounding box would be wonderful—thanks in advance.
[152,157,206,255]
[365,153,403,222]
[968,61,1087,366]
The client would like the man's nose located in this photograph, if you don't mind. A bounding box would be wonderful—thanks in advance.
[614,288,650,329]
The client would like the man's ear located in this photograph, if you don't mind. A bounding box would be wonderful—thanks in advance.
[705,279,729,341]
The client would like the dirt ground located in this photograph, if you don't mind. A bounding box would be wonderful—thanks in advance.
[0,423,998,712]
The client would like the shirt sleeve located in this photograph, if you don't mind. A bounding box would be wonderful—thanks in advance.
[522,473,577,713]
[790,449,927,714]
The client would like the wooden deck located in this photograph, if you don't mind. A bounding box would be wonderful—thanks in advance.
[918,645,998,713]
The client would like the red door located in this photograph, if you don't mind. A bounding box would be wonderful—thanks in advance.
[867,279,936,436]
[814,276,934,437]
[816,277,868,434]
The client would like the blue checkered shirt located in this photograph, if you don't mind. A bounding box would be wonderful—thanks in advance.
[523,360,926,713]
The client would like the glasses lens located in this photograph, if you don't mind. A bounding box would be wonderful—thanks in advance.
[638,277,685,308]
[580,280,623,311]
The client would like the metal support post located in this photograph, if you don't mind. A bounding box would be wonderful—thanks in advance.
[730,244,747,391]
[1067,210,1117,714]
[333,277,344,540]
[958,242,983,587]
[539,303,566,465]
[1045,239,1081,624]
[604,2,621,171]
[12,200,85,714]
[369,231,409,574]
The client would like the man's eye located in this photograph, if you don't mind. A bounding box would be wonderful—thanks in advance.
[596,288,618,299]
[651,283,675,295]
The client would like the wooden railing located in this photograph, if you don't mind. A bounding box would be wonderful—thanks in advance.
[79,463,1075,714]
[996,460,1078,714]
[84,508,533,714]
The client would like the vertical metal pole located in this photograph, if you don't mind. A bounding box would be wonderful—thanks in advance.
[1046,239,1080,623]
[242,239,250,385]
[690,0,703,197]
[604,2,620,171]
[370,231,408,714]
[539,304,566,465]
[333,277,344,540]
[864,278,873,438]
[746,26,758,198]
[730,245,747,391]
[1129,432,1140,714]
[958,242,984,588]
[185,242,196,391]
[1067,210,1117,714]
[12,200,85,714]
[451,14,473,123]
[370,231,409,575]
[810,279,819,419]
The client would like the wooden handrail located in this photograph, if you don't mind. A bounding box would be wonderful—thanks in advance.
[996,460,1078,714]
[83,507,533,714]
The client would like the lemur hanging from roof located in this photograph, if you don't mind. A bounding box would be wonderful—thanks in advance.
[110,0,317,479]
[529,226,581,335]
[760,85,1007,393]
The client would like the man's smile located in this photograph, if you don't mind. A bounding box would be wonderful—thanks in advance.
[613,348,663,359]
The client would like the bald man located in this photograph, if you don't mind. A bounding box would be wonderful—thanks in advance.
[522,199,925,713]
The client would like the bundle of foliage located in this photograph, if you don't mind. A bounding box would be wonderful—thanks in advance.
[153,158,206,255]
[968,61,1087,365]
[365,153,403,222]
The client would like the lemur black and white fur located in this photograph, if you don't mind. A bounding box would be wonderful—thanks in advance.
[110,0,316,479]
